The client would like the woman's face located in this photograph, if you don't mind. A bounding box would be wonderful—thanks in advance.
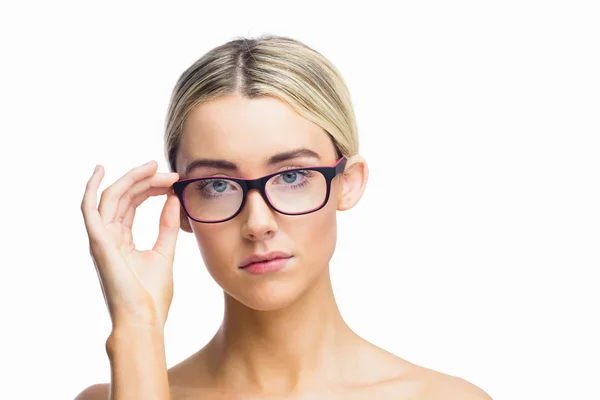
[175,94,362,310]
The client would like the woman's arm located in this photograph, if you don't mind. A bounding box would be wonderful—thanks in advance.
[76,161,181,399]
[74,325,170,400]
[105,325,170,399]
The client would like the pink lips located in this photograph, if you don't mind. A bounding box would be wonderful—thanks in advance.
[239,251,292,275]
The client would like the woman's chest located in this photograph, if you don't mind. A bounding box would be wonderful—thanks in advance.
[169,380,424,400]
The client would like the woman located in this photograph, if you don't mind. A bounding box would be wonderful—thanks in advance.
[77,35,491,399]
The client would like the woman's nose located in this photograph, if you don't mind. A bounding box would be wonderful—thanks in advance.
[240,190,278,241]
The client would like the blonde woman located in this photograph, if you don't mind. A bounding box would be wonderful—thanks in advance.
[77,36,491,399]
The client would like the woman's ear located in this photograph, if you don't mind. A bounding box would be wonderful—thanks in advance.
[180,205,193,233]
[336,154,369,211]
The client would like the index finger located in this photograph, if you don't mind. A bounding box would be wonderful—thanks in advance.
[81,164,105,244]
[97,160,159,224]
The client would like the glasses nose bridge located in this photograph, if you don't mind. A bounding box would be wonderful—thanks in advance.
[244,176,270,203]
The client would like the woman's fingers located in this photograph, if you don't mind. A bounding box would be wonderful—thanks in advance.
[81,165,106,244]
[115,172,179,223]
[98,160,159,224]
[153,193,181,261]
[121,186,175,230]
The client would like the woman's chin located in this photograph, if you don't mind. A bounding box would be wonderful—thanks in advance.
[227,283,305,311]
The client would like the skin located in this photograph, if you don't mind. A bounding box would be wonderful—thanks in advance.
[77,94,491,399]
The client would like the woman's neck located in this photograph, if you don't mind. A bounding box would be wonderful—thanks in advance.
[205,265,362,395]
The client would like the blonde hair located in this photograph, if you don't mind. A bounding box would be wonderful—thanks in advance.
[164,35,359,173]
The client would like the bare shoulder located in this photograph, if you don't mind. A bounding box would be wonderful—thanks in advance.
[353,343,492,400]
[422,370,491,399]
[74,383,109,400]
[403,362,492,400]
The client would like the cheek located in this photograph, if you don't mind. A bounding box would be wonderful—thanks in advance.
[291,201,338,265]
[191,224,237,278]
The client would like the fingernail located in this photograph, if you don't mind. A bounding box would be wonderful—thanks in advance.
[94,165,99,173]
[144,160,154,166]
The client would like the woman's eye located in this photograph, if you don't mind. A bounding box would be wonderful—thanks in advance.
[211,181,228,192]
[274,170,313,186]
[282,171,299,183]
[196,179,233,194]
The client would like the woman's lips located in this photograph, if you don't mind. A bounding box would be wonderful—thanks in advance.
[240,256,292,275]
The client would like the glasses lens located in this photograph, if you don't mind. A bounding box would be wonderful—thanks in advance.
[183,178,243,222]
[266,169,327,214]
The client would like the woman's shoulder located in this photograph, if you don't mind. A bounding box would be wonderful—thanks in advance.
[384,359,492,400]
[73,383,109,400]
[355,343,492,400]
[414,367,491,399]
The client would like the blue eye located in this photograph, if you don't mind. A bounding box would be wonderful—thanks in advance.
[211,181,228,192]
[194,179,238,199]
[282,171,299,183]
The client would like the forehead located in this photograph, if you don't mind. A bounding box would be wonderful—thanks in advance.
[177,94,336,176]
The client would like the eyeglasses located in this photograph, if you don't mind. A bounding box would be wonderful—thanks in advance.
[173,157,347,223]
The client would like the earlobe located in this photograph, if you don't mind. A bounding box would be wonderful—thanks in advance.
[336,155,368,211]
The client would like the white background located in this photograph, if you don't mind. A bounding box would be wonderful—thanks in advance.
[1,1,598,399]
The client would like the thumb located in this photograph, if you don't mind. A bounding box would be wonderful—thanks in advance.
[152,192,181,261]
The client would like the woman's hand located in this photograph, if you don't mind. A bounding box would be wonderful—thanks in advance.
[80,160,181,330]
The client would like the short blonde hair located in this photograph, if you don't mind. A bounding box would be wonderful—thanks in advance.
[164,35,359,173]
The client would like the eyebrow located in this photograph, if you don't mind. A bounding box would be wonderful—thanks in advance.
[184,148,321,176]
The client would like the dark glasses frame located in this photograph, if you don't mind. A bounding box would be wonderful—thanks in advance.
[173,156,348,223]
